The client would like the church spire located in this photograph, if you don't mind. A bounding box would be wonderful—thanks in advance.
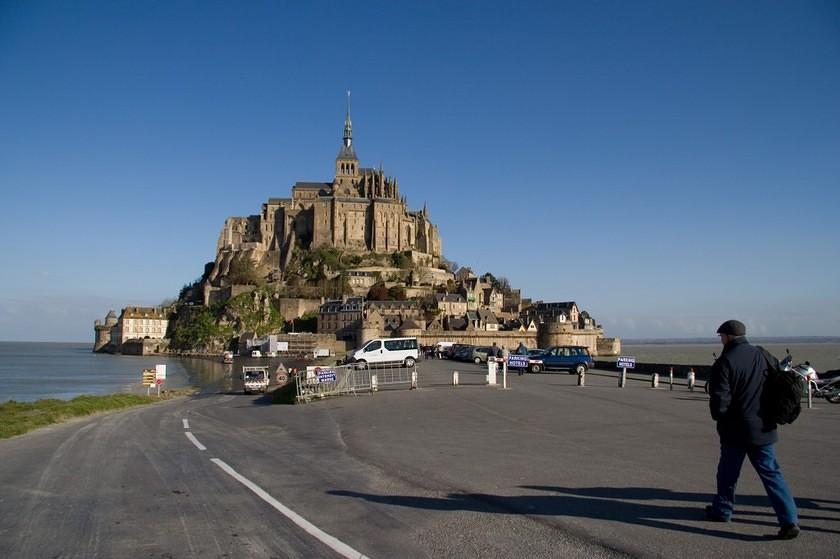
[335,90,358,184]
[343,90,352,149]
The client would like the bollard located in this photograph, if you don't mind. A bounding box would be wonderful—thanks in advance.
[669,366,674,391]
[651,373,659,388]
[487,359,497,386]
[619,367,627,388]
[452,370,459,386]
[807,379,813,409]
[411,370,418,390]
[371,374,378,392]
[577,369,586,386]
[687,369,695,392]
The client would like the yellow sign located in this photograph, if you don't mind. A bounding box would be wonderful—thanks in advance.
[141,369,157,387]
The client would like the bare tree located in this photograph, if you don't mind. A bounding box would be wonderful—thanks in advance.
[495,276,511,294]
[440,257,458,272]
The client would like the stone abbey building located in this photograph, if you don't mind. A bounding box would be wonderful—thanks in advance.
[209,96,442,284]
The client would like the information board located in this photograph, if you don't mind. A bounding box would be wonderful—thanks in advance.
[316,368,337,383]
[616,356,636,369]
[507,354,529,368]
[141,369,156,387]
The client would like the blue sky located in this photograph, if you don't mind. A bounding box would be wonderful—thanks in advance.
[1,0,838,342]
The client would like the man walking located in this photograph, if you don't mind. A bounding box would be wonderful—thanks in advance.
[706,319,799,539]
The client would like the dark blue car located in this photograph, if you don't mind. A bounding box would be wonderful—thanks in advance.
[528,345,593,374]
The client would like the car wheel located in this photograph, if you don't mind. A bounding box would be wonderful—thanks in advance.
[404,356,416,368]
[474,357,481,364]
[356,360,367,370]
[574,363,587,375]
[529,363,542,374]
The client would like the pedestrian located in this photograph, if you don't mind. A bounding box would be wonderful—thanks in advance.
[516,342,528,355]
[706,319,799,539]
[490,342,499,359]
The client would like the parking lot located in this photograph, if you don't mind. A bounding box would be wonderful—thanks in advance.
[317,355,840,557]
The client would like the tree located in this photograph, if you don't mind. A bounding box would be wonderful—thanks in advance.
[387,285,407,300]
[391,251,413,269]
[494,276,511,294]
[440,257,458,272]
[367,282,390,301]
[227,257,263,286]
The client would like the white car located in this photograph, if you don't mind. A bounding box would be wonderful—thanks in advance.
[347,337,419,369]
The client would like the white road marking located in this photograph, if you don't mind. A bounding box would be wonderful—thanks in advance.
[210,458,368,559]
[182,419,190,429]
[185,431,206,451]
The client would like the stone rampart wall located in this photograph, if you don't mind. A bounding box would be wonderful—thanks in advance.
[276,298,322,321]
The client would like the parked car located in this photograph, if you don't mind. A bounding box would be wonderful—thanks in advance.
[471,346,494,364]
[452,344,475,362]
[345,337,419,369]
[528,345,593,374]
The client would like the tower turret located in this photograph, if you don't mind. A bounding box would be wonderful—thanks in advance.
[335,90,360,187]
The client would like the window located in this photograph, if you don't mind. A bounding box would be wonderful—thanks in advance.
[364,340,382,352]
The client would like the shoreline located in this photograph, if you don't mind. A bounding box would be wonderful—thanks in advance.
[2,341,838,404]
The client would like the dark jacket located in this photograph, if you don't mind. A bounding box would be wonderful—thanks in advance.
[708,336,778,446]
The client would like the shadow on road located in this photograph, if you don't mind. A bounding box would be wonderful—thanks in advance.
[327,485,840,540]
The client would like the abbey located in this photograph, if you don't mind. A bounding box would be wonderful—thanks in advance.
[209,96,442,284]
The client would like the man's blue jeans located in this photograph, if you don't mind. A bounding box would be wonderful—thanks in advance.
[713,442,798,525]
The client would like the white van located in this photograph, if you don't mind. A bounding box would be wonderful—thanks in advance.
[347,337,419,369]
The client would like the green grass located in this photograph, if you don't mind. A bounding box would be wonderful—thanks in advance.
[0,389,195,439]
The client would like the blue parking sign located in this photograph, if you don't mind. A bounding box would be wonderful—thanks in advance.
[616,356,636,369]
[508,354,529,368]
[316,369,337,383]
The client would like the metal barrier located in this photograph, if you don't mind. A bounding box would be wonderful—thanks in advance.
[296,362,417,403]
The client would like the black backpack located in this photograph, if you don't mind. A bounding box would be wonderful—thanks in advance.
[758,346,803,425]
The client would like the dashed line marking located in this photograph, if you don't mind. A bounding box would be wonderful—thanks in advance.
[182,418,190,429]
[185,431,206,451]
[210,458,368,559]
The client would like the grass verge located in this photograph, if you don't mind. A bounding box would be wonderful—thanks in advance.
[0,388,197,439]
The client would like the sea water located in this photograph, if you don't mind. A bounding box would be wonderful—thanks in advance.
[618,339,840,374]
[0,342,196,403]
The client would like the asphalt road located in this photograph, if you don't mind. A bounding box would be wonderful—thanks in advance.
[1,359,838,558]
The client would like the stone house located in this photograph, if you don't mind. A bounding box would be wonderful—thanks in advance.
[435,293,467,316]
[111,306,169,347]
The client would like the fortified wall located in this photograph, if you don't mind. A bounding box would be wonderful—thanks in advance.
[358,322,619,357]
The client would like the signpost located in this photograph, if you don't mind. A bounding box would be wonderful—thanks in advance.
[315,368,337,383]
[154,364,166,395]
[275,363,289,385]
[141,368,156,396]
[507,354,529,369]
[141,365,167,396]
[616,356,636,388]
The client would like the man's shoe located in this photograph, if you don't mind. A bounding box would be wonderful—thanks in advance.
[778,524,800,539]
[704,505,731,523]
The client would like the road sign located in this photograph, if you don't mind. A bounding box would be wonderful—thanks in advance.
[317,369,337,383]
[141,369,156,387]
[155,364,166,380]
[507,354,529,368]
[617,356,636,369]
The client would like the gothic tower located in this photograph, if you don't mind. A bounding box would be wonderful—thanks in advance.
[334,91,360,191]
